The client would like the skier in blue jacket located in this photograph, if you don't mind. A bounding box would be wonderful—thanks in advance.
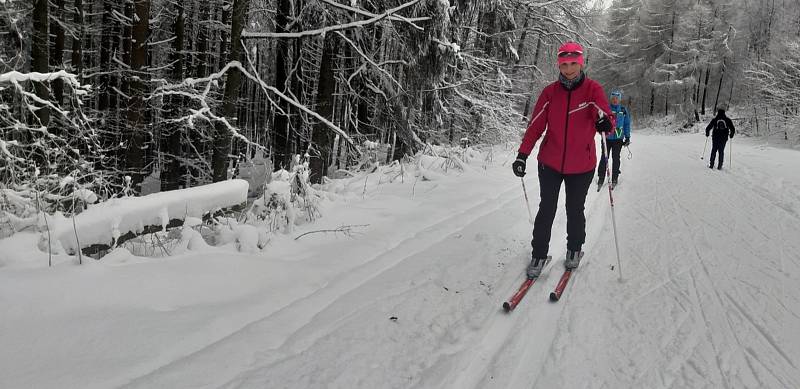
[597,90,631,188]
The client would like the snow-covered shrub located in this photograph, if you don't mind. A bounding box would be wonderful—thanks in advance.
[0,174,103,240]
[0,71,103,191]
[236,149,272,198]
[0,186,37,238]
[347,139,388,173]
[414,143,481,176]
[244,154,321,235]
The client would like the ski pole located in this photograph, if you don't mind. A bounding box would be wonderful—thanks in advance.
[520,178,533,224]
[625,145,633,160]
[701,136,708,160]
[729,137,732,168]
[599,112,623,281]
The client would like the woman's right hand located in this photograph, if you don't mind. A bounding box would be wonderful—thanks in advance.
[512,152,528,177]
[595,116,612,133]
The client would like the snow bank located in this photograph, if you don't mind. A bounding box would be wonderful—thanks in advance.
[55,180,248,253]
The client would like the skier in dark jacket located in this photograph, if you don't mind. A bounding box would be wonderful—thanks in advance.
[705,108,735,169]
[512,41,615,279]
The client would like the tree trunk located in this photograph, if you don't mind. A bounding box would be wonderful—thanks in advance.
[114,2,128,111]
[213,0,251,182]
[480,10,496,57]
[124,0,150,192]
[714,60,726,112]
[32,0,50,125]
[665,10,676,116]
[50,0,66,106]
[71,0,84,82]
[98,0,111,111]
[290,37,304,158]
[515,11,531,65]
[219,2,230,69]
[272,0,292,170]
[162,3,185,191]
[700,65,710,115]
[693,18,702,107]
[694,70,702,106]
[523,36,542,117]
[309,37,338,184]
[195,2,210,78]
[754,106,759,135]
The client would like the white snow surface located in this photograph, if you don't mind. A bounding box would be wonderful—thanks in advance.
[1,133,800,388]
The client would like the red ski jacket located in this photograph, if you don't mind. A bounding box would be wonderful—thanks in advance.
[519,77,614,174]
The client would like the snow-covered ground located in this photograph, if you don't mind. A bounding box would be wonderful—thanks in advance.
[2,131,799,388]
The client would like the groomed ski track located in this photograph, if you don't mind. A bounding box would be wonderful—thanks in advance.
[33,133,800,389]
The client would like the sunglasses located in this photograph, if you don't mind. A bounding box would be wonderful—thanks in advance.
[558,51,583,57]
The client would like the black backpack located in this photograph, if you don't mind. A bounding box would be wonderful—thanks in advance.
[716,119,728,131]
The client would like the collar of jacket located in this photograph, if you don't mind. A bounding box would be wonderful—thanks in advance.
[558,71,586,91]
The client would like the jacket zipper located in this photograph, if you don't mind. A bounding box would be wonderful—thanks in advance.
[560,89,572,173]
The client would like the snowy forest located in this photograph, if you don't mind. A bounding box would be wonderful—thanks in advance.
[3,1,800,387]
[1,0,799,195]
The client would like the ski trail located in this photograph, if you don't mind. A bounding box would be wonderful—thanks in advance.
[723,291,797,369]
[443,264,560,389]
[123,177,528,389]
[114,134,800,388]
[438,178,609,389]
[525,133,800,389]
[220,175,559,388]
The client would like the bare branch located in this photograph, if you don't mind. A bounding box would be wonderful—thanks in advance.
[242,0,420,39]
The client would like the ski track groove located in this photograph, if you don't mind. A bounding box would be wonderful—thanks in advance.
[660,141,735,388]
[513,185,610,389]
[442,177,609,389]
[624,262,696,313]
[123,179,525,388]
[697,254,792,388]
[687,264,734,389]
[723,290,798,370]
[271,182,522,352]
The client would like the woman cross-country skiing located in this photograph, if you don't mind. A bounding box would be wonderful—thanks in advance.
[512,41,615,279]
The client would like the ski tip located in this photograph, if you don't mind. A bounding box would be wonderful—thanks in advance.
[549,292,559,302]
[502,302,512,312]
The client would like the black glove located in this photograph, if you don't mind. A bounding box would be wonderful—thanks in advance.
[623,137,630,146]
[595,116,612,134]
[730,134,734,139]
[512,152,528,177]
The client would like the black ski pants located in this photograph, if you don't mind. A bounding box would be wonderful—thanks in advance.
[597,138,624,183]
[531,163,594,259]
[710,136,728,168]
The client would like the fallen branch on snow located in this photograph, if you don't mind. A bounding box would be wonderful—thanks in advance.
[294,224,369,241]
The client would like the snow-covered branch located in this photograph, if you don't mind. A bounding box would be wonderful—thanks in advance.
[318,0,427,30]
[152,61,354,146]
[334,31,405,94]
[242,0,420,39]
